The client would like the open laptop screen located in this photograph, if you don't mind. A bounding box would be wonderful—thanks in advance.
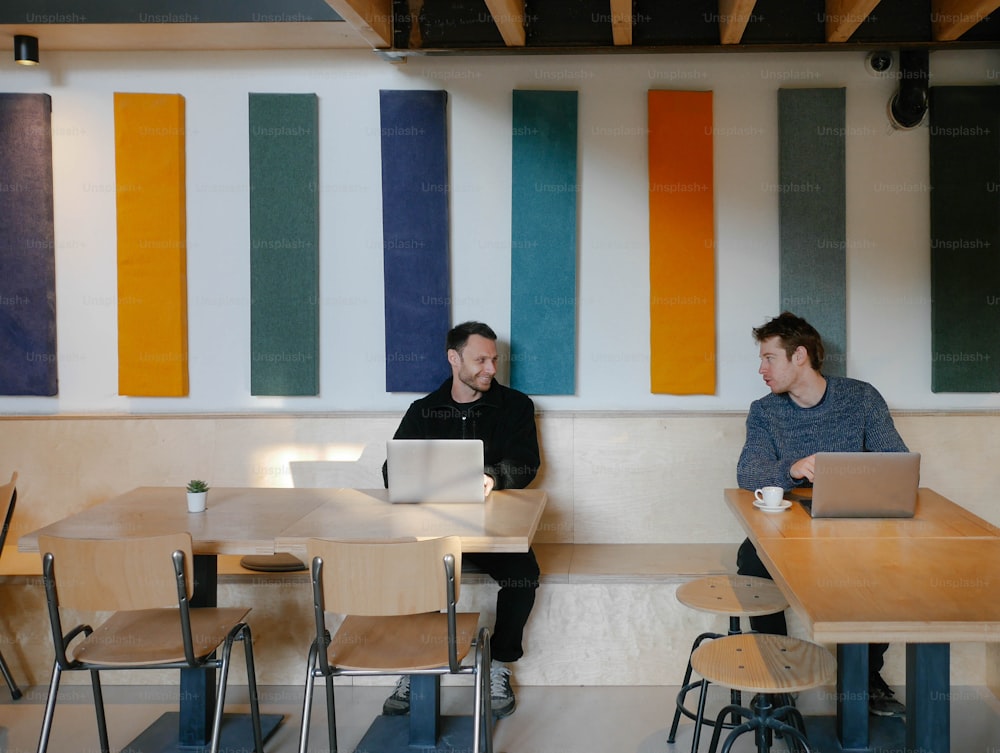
[386,439,486,503]
[798,452,920,518]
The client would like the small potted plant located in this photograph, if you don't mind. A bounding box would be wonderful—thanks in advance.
[186,479,209,513]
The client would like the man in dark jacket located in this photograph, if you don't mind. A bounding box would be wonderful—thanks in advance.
[381,321,540,720]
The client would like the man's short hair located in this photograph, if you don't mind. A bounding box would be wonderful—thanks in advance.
[446,321,497,353]
[752,312,825,371]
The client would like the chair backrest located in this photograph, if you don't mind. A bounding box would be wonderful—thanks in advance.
[38,532,194,612]
[307,536,462,617]
[0,471,16,552]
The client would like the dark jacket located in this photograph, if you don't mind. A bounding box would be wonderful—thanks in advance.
[383,377,540,490]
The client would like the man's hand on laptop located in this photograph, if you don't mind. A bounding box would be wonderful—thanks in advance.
[483,474,496,496]
[790,454,816,483]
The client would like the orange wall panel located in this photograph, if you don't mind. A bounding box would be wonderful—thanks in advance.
[648,90,716,395]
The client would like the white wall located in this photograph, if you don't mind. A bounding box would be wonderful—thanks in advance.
[2,47,999,414]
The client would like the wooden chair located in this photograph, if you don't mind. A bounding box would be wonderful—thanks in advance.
[299,536,493,753]
[691,633,836,753]
[668,575,789,752]
[0,471,23,700]
[36,532,263,753]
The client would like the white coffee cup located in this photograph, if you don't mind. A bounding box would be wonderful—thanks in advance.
[754,486,784,508]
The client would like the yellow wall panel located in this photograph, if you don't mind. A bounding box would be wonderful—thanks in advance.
[114,93,188,396]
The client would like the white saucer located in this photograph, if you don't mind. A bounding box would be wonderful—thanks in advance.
[753,499,791,512]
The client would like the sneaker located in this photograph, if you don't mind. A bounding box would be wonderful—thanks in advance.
[868,673,905,719]
[383,675,410,716]
[490,660,516,719]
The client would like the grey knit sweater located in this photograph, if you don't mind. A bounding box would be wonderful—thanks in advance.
[736,375,908,491]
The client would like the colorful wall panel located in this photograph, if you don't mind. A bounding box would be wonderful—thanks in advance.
[0,93,57,396]
[115,92,188,396]
[929,86,1000,392]
[510,90,578,395]
[648,90,716,395]
[249,93,320,396]
[380,90,452,393]
[777,88,847,377]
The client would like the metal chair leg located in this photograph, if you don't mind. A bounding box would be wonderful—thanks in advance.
[210,635,234,753]
[474,627,494,753]
[90,669,109,753]
[36,663,61,753]
[298,642,319,753]
[239,625,265,753]
[324,671,338,753]
[209,625,264,753]
[0,649,22,700]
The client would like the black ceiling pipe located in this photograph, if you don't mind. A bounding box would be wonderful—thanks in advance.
[889,49,929,130]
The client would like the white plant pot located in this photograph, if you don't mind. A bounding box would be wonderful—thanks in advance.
[186,491,207,513]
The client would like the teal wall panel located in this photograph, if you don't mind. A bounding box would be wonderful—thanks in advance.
[510,90,578,395]
[249,93,320,396]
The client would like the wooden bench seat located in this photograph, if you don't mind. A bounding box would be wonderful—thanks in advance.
[211,543,736,583]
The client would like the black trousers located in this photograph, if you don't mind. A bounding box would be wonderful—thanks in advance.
[463,548,540,663]
[736,538,888,674]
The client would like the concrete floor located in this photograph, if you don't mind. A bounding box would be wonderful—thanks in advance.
[3,680,1000,752]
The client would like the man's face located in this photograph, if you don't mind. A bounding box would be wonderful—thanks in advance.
[450,335,498,395]
[757,336,797,394]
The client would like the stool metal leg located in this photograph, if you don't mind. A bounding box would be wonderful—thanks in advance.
[707,696,813,753]
[708,703,750,753]
[668,631,722,747]
[723,617,742,727]
[669,616,747,749]
[692,665,724,753]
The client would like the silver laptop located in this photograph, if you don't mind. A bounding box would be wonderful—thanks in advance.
[386,439,486,503]
[801,452,920,518]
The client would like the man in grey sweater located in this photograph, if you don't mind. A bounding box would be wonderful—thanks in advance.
[735,311,908,719]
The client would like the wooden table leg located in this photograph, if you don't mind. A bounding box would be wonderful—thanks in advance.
[906,643,950,753]
[410,675,441,745]
[837,643,869,749]
[179,554,218,747]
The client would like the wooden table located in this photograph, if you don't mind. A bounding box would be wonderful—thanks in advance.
[21,486,547,753]
[726,487,1000,542]
[725,487,1000,753]
[274,486,546,555]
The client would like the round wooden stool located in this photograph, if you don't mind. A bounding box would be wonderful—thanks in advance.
[691,633,836,753]
[239,553,307,572]
[668,575,788,752]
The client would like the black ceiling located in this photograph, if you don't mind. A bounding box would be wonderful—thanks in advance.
[0,1,341,24]
[2,0,999,56]
[400,0,1000,54]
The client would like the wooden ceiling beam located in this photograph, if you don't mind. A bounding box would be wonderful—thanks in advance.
[825,0,882,42]
[718,0,759,44]
[610,0,633,46]
[932,0,1000,40]
[484,0,526,46]
[323,0,392,48]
